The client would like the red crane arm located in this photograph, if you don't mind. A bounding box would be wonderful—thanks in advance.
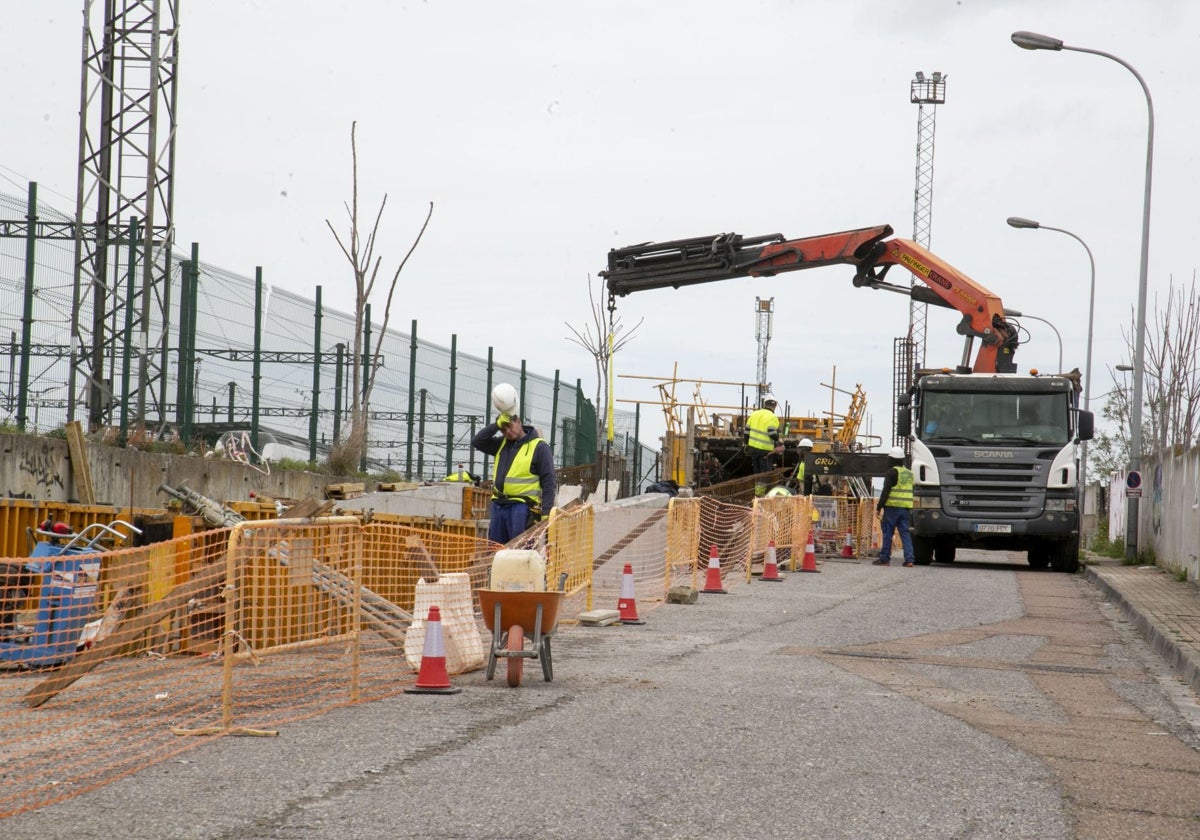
[602,224,1019,373]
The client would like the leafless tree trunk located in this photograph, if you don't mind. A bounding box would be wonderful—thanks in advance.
[326,121,433,474]
[564,275,643,446]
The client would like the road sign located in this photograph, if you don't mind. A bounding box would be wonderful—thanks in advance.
[1125,470,1143,498]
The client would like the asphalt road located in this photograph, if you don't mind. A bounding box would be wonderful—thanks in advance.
[7,551,1200,839]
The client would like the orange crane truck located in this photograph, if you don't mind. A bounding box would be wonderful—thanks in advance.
[601,224,1094,572]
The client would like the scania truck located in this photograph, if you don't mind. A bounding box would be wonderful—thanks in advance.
[601,223,1094,571]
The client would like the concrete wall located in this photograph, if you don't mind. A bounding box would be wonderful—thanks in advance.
[1107,445,1200,580]
[1,433,338,509]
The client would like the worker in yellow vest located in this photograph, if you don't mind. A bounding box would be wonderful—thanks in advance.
[745,394,783,497]
[874,446,915,567]
[792,437,814,495]
[472,411,556,543]
[444,463,476,484]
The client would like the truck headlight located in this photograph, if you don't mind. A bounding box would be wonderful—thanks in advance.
[1044,498,1076,512]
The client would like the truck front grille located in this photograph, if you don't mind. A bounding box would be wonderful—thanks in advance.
[932,452,1053,518]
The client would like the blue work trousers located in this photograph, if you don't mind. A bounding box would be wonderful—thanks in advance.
[878,506,915,564]
[488,502,532,545]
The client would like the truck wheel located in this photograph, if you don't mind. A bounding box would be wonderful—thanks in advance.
[1050,536,1081,574]
[1027,546,1051,569]
[934,542,956,564]
[913,537,934,566]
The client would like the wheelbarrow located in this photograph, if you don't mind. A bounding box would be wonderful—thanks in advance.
[477,573,567,687]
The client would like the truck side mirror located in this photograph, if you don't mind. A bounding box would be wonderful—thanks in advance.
[1076,409,1094,441]
[897,407,912,437]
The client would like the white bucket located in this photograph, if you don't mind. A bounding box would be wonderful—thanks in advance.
[489,549,546,592]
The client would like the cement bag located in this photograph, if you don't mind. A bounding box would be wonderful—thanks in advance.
[404,572,485,674]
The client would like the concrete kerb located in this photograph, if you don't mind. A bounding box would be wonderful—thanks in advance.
[1084,560,1200,697]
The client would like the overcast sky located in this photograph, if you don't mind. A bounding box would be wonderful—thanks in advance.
[5,1,1198,448]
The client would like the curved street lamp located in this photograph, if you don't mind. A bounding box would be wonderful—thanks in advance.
[1006,216,1096,508]
[1013,312,1063,374]
[1012,30,1154,563]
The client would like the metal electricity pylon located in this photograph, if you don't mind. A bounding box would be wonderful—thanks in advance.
[70,0,180,432]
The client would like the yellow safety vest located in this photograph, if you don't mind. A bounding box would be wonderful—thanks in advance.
[492,437,545,503]
[444,470,471,482]
[885,466,913,508]
[746,408,779,452]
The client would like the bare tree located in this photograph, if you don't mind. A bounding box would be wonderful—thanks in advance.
[326,121,433,474]
[1143,272,1200,453]
[1090,272,1200,480]
[564,275,643,445]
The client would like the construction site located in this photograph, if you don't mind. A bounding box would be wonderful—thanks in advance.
[0,5,1105,822]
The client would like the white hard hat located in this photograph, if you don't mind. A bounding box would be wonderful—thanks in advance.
[889,446,906,459]
[491,383,519,415]
[799,438,813,448]
[765,486,792,497]
[763,393,778,406]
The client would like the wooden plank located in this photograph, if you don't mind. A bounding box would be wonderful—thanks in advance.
[404,535,441,582]
[65,420,96,504]
[25,563,224,708]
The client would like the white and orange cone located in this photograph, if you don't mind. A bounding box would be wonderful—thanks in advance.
[760,540,783,582]
[618,563,645,624]
[841,529,855,558]
[404,606,462,695]
[702,544,728,594]
[799,532,821,573]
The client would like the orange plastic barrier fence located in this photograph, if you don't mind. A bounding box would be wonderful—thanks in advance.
[0,509,599,818]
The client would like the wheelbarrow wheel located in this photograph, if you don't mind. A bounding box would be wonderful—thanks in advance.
[506,624,524,687]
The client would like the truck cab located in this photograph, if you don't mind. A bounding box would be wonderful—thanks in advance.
[904,371,1094,572]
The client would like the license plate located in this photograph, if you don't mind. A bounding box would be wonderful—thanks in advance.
[975,523,1012,534]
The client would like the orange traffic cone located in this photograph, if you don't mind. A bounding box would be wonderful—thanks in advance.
[702,544,728,594]
[841,529,855,558]
[618,563,646,624]
[799,532,821,573]
[760,540,783,582]
[404,606,463,695]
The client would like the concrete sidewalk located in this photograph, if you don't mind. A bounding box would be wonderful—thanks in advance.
[1085,555,1200,696]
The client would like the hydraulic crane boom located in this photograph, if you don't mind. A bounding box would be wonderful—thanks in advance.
[601,224,1020,373]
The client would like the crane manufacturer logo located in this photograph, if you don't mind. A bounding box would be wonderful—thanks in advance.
[899,252,933,278]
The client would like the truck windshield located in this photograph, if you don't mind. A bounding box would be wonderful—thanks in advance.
[918,392,1070,445]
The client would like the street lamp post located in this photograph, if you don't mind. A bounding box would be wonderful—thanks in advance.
[1012,312,1063,374]
[1006,216,1096,518]
[1012,30,1153,563]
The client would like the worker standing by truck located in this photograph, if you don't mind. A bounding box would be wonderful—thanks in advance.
[874,446,915,567]
[745,394,783,498]
[792,437,814,495]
